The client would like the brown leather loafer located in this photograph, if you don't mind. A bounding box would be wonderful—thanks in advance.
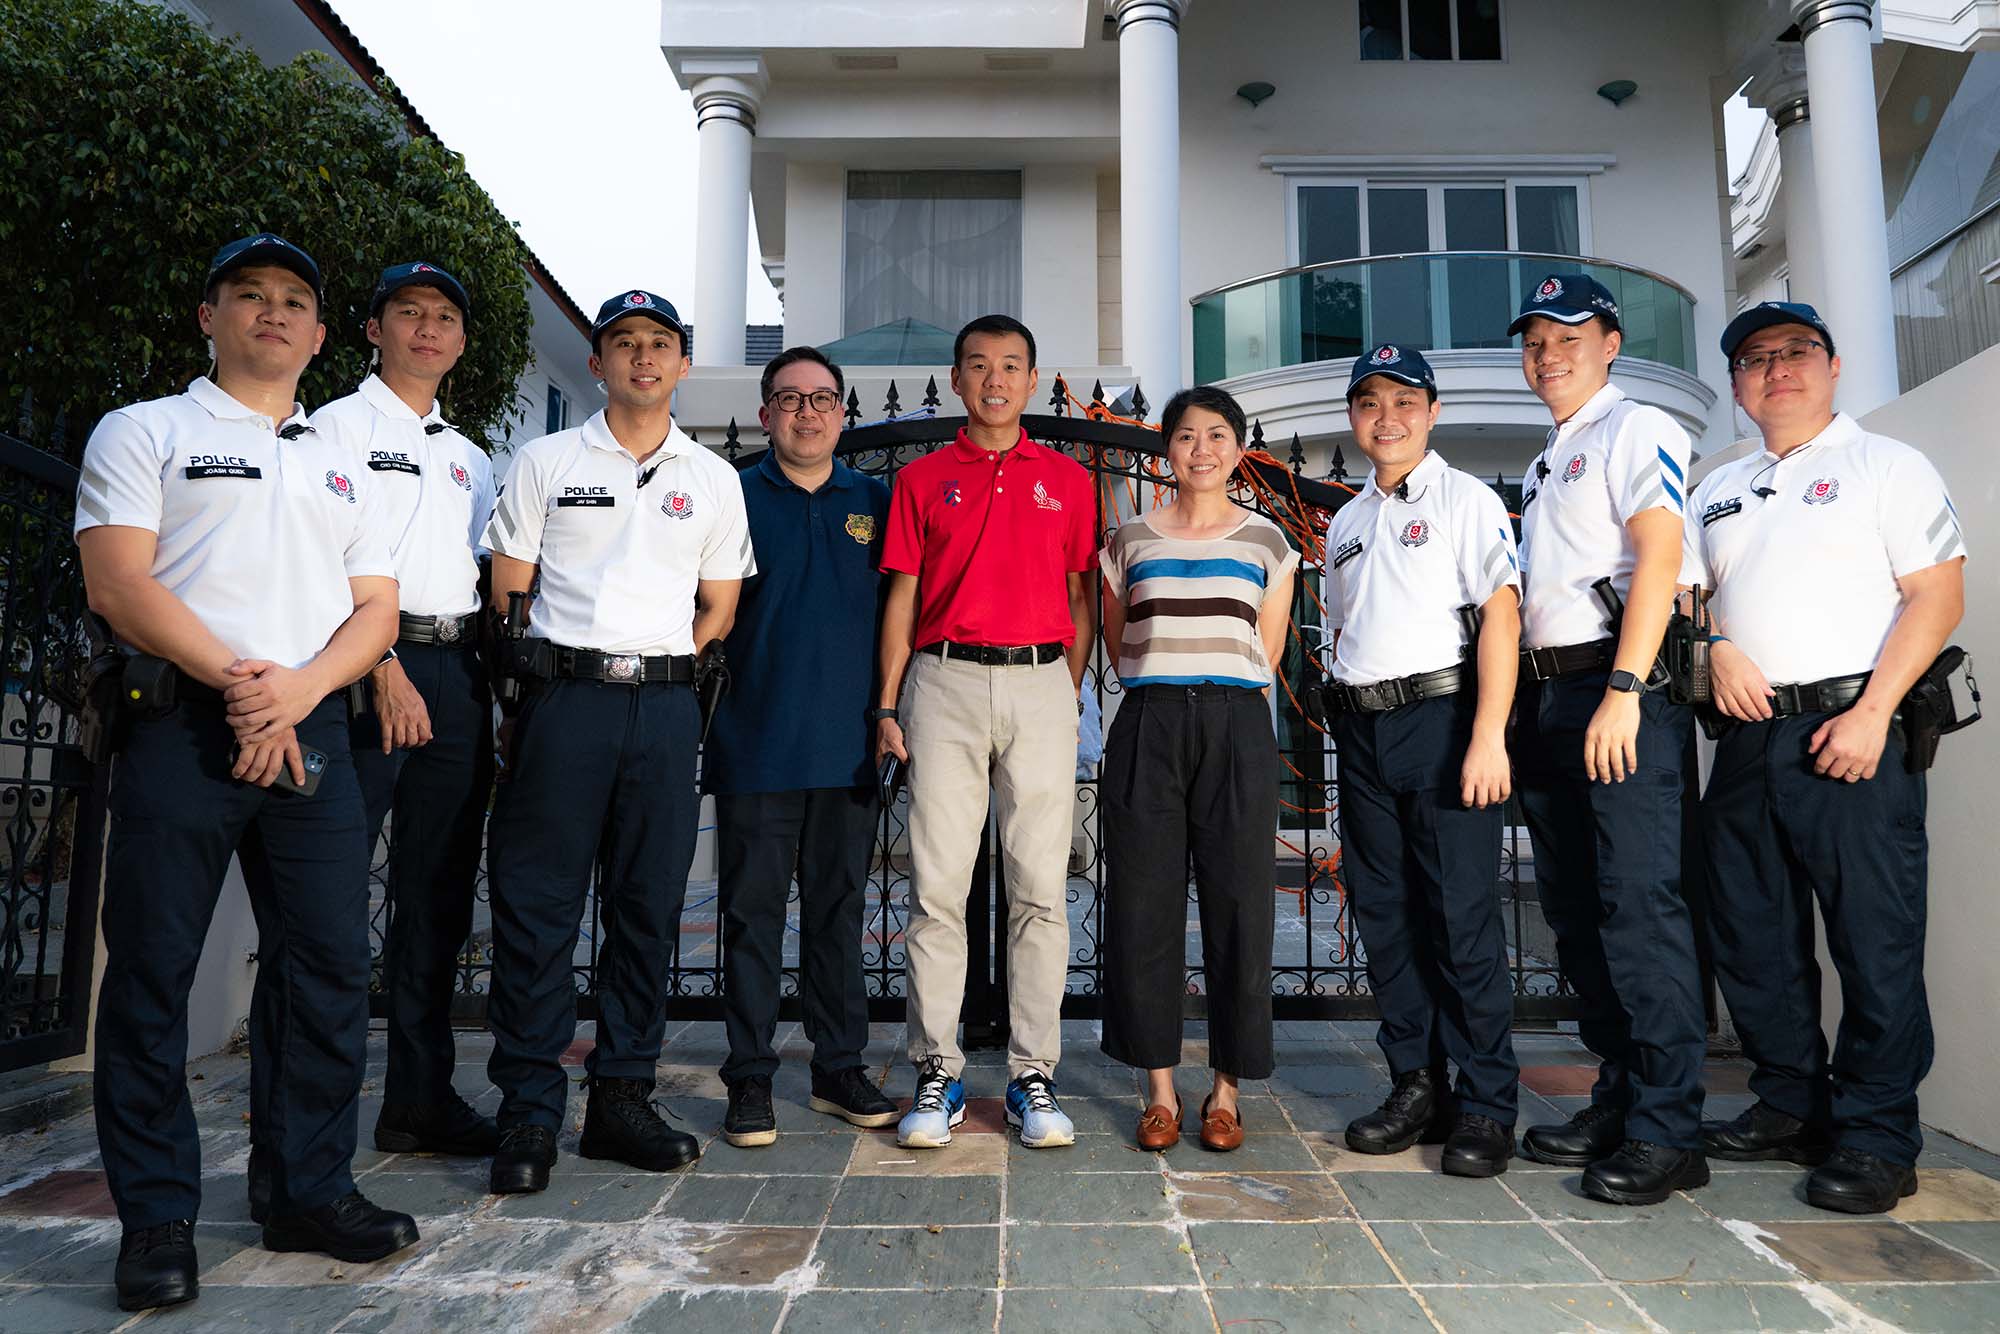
[1136,1099,1182,1151]
[1199,1096,1244,1152]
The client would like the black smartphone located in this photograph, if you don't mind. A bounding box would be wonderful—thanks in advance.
[877,754,906,808]
[233,743,328,796]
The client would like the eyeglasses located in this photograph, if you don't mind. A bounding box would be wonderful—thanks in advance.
[766,388,842,414]
[1731,338,1826,375]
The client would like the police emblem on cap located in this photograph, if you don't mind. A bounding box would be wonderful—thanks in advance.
[449,461,472,491]
[1562,453,1587,484]
[1803,477,1841,505]
[324,470,357,503]
[624,291,650,307]
[1370,345,1400,365]
[662,489,695,519]
[845,513,877,544]
[1398,520,1430,548]
[1536,277,1563,302]
[413,263,436,273]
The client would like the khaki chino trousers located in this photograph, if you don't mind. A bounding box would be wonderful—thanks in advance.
[902,650,1077,1080]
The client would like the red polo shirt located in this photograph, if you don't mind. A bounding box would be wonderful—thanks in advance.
[882,428,1099,648]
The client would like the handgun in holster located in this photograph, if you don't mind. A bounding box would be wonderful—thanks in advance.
[1898,645,1982,773]
[1457,603,1483,663]
[490,590,532,717]
[1591,576,1673,693]
[695,639,729,746]
[79,611,178,764]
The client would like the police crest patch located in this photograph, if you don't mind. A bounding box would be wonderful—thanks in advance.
[324,470,356,503]
[1536,277,1564,302]
[1803,477,1840,505]
[1399,519,1430,548]
[1561,453,1588,483]
[1370,345,1400,365]
[449,461,472,491]
[845,513,877,544]
[662,490,695,519]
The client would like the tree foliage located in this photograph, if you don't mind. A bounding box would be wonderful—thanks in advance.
[0,0,535,454]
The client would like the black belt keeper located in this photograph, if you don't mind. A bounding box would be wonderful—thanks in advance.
[548,647,696,684]
[1520,638,1616,682]
[919,640,1066,667]
[1320,663,1469,716]
[1766,672,1872,719]
[397,610,479,647]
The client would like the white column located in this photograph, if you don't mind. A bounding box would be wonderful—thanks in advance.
[1116,0,1188,402]
[1771,97,1823,307]
[1794,0,1899,411]
[687,56,766,368]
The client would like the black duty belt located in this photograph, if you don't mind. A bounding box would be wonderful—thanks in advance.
[1767,672,1871,719]
[1322,664,1468,715]
[1520,639,1616,682]
[919,640,1065,667]
[546,647,695,684]
[398,610,479,647]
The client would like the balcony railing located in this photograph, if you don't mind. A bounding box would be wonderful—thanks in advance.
[1191,251,1699,383]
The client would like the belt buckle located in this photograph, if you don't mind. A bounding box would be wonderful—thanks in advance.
[436,616,462,645]
[604,654,642,682]
[1356,684,1383,711]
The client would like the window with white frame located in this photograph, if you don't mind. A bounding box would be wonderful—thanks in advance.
[545,383,569,437]
[1360,0,1503,61]
[842,170,1023,337]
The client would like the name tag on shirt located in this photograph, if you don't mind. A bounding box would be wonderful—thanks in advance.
[1332,537,1364,569]
[184,462,262,480]
[555,495,616,508]
[1701,497,1744,528]
[366,457,422,475]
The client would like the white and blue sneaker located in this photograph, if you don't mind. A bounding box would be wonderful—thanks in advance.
[896,1057,965,1149]
[1005,1070,1075,1148]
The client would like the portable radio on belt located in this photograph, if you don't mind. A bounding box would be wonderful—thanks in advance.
[1661,586,1713,708]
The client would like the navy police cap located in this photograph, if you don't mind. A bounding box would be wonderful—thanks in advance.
[370,261,471,320]
[206,233,322,301]
[1720,301,1836,363]
[1346,343,1437,399]
[1507,272,1621,336]
[591,289,686,348]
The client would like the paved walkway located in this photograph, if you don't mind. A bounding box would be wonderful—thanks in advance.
[4,1021,1999,1332]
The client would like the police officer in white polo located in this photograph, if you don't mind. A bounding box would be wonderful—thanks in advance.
[480,290,753,1194]
[1688,302,1967,1214]
[76,233,417,1311]
[1322,346,1523,1178]
[312,261,499,1160]
[1510,273,1709,1205]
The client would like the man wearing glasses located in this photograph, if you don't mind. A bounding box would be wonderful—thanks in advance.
[1685,302,1966,1214]
[705,347,899,1147]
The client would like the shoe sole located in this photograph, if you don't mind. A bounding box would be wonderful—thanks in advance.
[723,1127,779,1148]
[1704,1141,1834,1166]
[260,1221,420,1264]
[1005,1109,1076,1149]
[899,1106,967,1149]
[1520,1140,1605,1169]
[810,1096,900,1129]
[578,1137,701,1171]
[488,1171,550,1195]
[1806,1172,1918,1215]
[117,1278,198,1312]
[1442,1147,1515,1179]
[1579,1160,1712,1207]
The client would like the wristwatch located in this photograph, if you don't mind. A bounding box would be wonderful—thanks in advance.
[866,707,899,724]
[1606,669,1644,694]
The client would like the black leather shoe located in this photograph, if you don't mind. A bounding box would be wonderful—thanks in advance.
[810,1066,900,1129]
[1345,1068,1447,1155]
[261,1191,419,1263]
[724,1076,778,1147]
[1702,1101,1834,1165]
[1806,1146,1919,1215]
[579,1076,701,1171]
[115,1219,198,1312]
[1441,1113,1515,1178]
[1581,1140,1711,1206]
[247,1143,272,1226]
[375,1093,503,1156]
[1522,1102,1626,1168]
[489,1124,558,1194]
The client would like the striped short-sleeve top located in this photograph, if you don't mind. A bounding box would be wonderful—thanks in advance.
[1101,510,1300,688]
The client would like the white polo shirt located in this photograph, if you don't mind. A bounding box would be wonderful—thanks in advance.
[1518,382,1690,650]
[1682,413,1967,684]
[74,377,395,670]
[483,410,754,656]
[1325,451,1520,684]
[311,374,494,618]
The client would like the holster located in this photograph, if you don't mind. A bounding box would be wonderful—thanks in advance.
[1898,644,1980,773]
[695,640,729,745]
[78,615,180,765]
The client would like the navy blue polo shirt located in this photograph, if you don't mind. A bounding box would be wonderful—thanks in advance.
[703,450,891,796]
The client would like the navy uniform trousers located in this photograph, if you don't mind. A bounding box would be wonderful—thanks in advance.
[351,639,493,1109]
[95,692,369,1229]
[714,786,877,1085]
[1514,673,1706,1148]
[1335,694,1519,1125]
[1100,685,1278,1080]
[486,678,700,1131]
[1702,715,1932,1165]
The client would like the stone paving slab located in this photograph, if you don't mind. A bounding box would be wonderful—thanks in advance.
[3,1021,2000,1331]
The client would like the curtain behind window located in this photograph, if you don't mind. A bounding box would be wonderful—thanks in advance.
[844,171,1023,336]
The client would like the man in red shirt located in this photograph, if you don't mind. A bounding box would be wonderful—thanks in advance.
[875,315,1098,1149]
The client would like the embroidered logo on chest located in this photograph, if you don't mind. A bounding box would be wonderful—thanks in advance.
[662,489,696,519]
[449,461,472,491]
[844,513,877,544]
[1033,480,1062,512]
[324,470,356,503]
[941,480,963,507]
[1802,477,1840,505]
[1561,453,1588,484]
[1398,519,1430,548]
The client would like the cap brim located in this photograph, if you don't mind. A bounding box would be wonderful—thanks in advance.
[592,308,686,343]
[1507,306,1607,336]
[373,274,471,318]
[1346,368,1433,398]
[1721,310,1829,361]
[210,252,321,300]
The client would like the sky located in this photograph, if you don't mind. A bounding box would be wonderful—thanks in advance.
[328,0,785,326]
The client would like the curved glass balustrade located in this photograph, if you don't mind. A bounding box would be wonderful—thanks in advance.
[1191,252,1698,383]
